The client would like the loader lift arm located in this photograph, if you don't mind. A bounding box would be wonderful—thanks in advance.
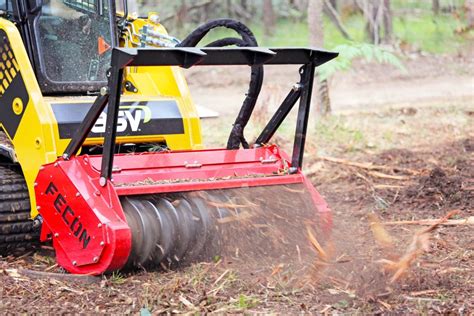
[63,46,338,183]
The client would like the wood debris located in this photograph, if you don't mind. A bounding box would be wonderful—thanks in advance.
[368,213,394,249]
[317,156,421,175]
[375,210,460,283]
[305,225,333,283]
[4,268,99,284]
[383,215,473,226]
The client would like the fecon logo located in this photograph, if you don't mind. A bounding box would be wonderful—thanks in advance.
[92,105,152,134]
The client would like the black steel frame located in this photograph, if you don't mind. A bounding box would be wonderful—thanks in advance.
[63,46,338,185]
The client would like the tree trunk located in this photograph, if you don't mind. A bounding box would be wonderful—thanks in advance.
[308,0,331,116]
[308,0,324,47]
[382,0,393,43]
[263,0,276,37]
[432,0,440,15]
[466,0,474,28]
[358,0,384,44]
[293,0,309,11]
[226,0,233,17]
[323,0,352,40]
[175,0,188,32]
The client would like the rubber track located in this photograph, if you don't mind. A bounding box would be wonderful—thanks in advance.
[0,165,38,256]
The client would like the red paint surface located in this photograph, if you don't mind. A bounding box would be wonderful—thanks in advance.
[35,146,331,275]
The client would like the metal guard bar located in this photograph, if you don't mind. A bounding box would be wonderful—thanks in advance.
[64,46,338,186]
[112,47,338,68]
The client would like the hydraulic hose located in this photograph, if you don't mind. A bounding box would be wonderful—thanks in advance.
[177,19,263,149]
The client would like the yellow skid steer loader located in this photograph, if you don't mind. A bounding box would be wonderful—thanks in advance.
[0,0,336,274]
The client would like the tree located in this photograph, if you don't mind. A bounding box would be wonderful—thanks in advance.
[323,0,352,40]
[308,0,331,115]
[382,0,393,43]
[432,0,440,15]
[263,0,276,37]
[466,0,474,28]
[356,0,392,45]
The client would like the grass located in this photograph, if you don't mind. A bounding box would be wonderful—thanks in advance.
[394,14,468,53]
[201,103,473,159]
[109,271,126,285]
[190,10,471,54]
[233,294,260,309]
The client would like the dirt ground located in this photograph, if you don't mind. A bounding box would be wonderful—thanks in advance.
[0,51,473,313]
[186,49,474,115]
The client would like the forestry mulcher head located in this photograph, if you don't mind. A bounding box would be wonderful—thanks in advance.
[35,46,337,275]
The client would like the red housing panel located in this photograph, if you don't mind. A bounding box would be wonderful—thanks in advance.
[35,146,331,275]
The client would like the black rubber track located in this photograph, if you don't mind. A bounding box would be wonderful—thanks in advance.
[0,165,39,256]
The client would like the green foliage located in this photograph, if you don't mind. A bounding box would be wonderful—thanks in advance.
[184,6,470,54]
[109,271,126,284]
[318,43,406,81]
[315,116,367,153]
[394,13,468,53]
[235,294,259,309]
[334,299,349,309]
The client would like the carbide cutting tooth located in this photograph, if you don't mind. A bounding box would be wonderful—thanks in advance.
[119,182,327,273]
[133,199,160,266]
[156,244,164,255]
[121,197,145,269]
[180,192,216,263]
[172,197,195,264]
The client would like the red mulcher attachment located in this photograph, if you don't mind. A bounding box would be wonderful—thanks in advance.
[35,47,337,275]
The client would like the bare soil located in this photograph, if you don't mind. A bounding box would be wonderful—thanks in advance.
[187,52,474,115]
[0,52,473,314]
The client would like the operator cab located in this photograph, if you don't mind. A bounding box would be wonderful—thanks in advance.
[1,0,118,94]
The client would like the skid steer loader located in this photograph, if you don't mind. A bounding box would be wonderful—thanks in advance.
[0,0,337,274]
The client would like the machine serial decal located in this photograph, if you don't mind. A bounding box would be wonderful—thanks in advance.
[45,182,91,249]
[51,100,185,139]
[0,30,30,140]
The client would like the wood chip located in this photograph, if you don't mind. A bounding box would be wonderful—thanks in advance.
[179,296,196,309]
[379,210,460,283]
[410,289,438,296]
[368,213,394,248]
[306,225,328,260]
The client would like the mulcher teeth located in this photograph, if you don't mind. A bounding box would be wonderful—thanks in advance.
[120,183,329,271]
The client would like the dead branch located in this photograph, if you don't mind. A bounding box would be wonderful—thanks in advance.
[383,215,473,226]
[373,184,404,189]
[323,0,353,40]
[6,268,100,284]
[318,156,421,175]
[367,171,410,181]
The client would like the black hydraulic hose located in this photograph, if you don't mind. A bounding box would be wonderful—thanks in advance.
[205,37,246,47]
[177,19,264,149]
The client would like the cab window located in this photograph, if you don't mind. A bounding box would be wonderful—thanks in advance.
[36,0,114,91]
[0,0,13,12]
